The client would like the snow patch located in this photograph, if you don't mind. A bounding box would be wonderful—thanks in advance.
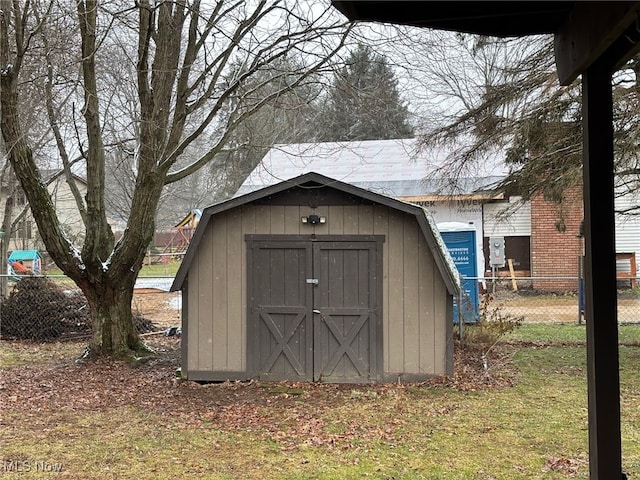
[101,251,114,272]
[69,245,85,270]
[134,278,174,291]
[423,207,461,289]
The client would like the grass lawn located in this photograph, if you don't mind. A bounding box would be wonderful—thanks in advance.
[42,259,182,278]
[1,325,639,479]
[506,321,640,345]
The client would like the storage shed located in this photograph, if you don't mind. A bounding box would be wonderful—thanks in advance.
[171,172,459,383]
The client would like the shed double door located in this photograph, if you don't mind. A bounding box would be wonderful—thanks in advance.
[248,238,381,382]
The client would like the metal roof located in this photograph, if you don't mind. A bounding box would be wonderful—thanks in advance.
[237,138,507,198]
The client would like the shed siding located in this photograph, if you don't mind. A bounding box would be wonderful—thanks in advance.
[270,205,284,233]
[433,269,448,373]
[315,205,330,231]
[382,208,448,377]
[226,209,244,370]
[419,229,436,373]
[212,214,228,369]
[189,210,247,373]
[359,205,374,234]
[187,258,199,371]
[373,206,391,374]
[344,205,359,234]
[403,218,420,373]
[285,205,301,233]
[186,202,448,377]
[255,205,272,233]
[194,224,214,371]
[386,208,404,373]
[328,205,344,233]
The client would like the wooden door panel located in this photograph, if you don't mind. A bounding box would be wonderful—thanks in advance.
[315,309,370,381]
[248,238,381,383]
[248,243,312,381]
[256,308,308,377]
[313,242,380,382]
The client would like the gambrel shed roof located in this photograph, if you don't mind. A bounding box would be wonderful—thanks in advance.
[171,171,460,295]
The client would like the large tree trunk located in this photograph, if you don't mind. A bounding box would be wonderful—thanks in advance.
[1,9,147,359]
[1,1,160,359]
[80,275,148,359]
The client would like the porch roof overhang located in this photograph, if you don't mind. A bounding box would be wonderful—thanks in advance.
[333,1,573,36]
[332,1,640,84]
[331,2,640,479]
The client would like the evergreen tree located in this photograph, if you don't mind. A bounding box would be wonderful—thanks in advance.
[317,44,414,141]
[420,34,640,212]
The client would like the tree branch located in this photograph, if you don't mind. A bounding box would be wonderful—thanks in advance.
[77,0,113,273]
[163,15,352,182]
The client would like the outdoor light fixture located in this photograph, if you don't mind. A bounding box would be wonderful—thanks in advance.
[301,214,326,225]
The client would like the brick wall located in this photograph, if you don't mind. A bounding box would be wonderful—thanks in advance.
[531,187,584,291]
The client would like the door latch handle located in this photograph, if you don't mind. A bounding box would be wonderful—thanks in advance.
[306,278,319,285]
[313,309,321,314]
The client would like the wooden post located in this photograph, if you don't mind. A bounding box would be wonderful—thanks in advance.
[578,255,584,325]
[582,57,624,479]
[507,259,518,291]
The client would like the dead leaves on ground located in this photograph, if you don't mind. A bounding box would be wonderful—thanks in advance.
[0,338,515,453]
[545,455,587,476]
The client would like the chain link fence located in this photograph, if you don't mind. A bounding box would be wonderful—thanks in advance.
[464,276,640,324]
[0,275,181,342]
[2,273,638,342]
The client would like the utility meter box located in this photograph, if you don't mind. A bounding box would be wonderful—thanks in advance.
[437,222,479,323]
[489,236,505,267]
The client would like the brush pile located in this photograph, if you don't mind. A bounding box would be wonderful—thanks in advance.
[1,277,155,341]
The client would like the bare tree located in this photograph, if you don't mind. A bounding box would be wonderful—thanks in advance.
[104,57,324,231]
[0,150,15,297]
[0,0,350,359]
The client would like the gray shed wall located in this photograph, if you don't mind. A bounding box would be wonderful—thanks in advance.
[183,203,452,381]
